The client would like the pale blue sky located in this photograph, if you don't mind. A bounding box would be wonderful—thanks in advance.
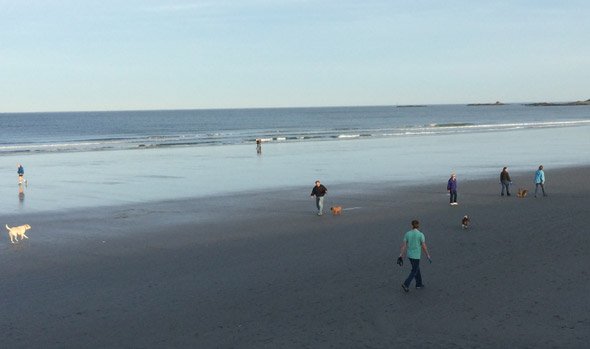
[1,0,589,112]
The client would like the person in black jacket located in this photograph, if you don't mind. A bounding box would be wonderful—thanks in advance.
[500,167,512,196]
[310,180,328,216]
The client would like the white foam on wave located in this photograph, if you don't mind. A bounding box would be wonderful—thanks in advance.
[2,119,588,154]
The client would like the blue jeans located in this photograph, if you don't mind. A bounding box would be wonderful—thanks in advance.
[449,190,457,203]
[315,196,324,214]
[404,258,423,288]
[501,180,511,195]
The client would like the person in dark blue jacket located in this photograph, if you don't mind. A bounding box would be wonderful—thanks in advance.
[447,173,458,205]
[17,163,25,184]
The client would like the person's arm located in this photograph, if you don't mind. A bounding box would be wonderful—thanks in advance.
[421,242,431,260]
[399,241,407,258]
[311,187,315,196]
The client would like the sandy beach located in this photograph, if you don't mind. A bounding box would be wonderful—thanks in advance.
[1,166,589,348]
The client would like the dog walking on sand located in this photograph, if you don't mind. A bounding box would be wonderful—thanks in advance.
[462,215,471,229]
[6,224,31,243]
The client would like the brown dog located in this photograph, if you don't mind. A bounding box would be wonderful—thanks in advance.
[516,189,528,198]
[6,224,31,243]
[330,206,342,215]
[461,215,471,229]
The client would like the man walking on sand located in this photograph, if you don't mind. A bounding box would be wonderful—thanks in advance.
[534,165,547,197]
[399,220,431,292]
[310,180,327,216]
[500,166,512,196]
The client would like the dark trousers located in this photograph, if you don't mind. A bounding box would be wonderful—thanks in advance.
[535,183,546,197]
[501,180,511,195]
[404,258,423,288]
[449,190,457,203]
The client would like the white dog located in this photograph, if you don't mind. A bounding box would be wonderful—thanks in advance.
[6,224,31,243]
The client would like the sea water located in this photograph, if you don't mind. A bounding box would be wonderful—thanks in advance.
[1,105,589,213]
[2,104,590,154]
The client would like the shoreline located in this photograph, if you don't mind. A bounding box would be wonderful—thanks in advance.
[3,123,590,215]
[1,165,589,347]
[2,164,587,220]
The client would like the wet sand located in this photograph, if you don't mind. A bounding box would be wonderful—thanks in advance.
[1,166,589,348]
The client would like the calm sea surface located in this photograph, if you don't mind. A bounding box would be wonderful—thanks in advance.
[1,104,589,154]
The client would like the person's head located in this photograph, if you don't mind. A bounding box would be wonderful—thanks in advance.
[503,167,507,171]
[451,173,456,179]
[538,165,543,170]
[411,220,420,229]
[315,180,321,186]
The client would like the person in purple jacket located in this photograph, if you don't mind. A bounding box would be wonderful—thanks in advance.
[447,173,458,205]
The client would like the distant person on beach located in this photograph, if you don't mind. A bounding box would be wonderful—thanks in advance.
[500,167,512,196]
[17,163,25,184]
[447,173,458,205]
[256,139,262,154]
[310,180,328,216]
[399,220,431,292]
[534,165,547,197]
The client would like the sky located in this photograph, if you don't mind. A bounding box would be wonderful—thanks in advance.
[1,0,589,112]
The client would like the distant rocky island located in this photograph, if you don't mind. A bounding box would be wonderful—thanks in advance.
[397,105,426,108]
[525,99,590,107]
[467,101,505,106]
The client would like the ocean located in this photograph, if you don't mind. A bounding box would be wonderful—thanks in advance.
[1,104,589,214]
[2,104,589,154]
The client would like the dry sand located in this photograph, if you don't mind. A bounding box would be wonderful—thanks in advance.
[1,166,589,348]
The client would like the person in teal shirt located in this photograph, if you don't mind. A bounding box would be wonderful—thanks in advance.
[399,220,431,292]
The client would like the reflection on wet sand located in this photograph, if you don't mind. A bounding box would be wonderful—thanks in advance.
[18,184,25,208]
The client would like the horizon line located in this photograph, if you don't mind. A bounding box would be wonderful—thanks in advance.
[1,98,588,115]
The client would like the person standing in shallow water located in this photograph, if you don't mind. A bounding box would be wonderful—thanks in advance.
[447,173,458,205]
[310,180,327,216]
[399,220,431,292]
[534,165,547,197]
[500,167,512,196]
[256,139,262,155]
[17,163,25,184]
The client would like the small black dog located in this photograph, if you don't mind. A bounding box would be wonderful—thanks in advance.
[461,215,471,229]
